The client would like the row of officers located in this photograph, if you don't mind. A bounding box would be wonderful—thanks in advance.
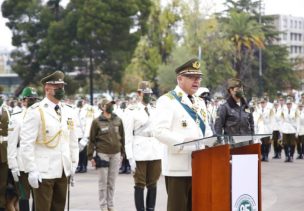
[0,58,303,211]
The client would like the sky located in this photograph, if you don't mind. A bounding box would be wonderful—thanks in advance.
[0,0,304,51]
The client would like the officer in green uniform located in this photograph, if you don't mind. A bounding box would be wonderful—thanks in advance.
[20,71,79,211]
[0,88,10,211]
[8,87,39,211]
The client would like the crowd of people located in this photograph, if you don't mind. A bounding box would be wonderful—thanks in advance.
[0,58,304,211]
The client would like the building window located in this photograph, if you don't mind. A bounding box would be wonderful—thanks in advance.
[299,46,302,54]
[290,20,293,28]
[300,21,302,29]
[295,20,298,29]
[290,46,293,53]
[283,33,287,40]
[283,19,287,28]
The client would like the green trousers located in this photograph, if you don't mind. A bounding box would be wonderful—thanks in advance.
[33,173,68,211]
[134,160,161,189]
[165,176,192,211]
[0,162,8,208]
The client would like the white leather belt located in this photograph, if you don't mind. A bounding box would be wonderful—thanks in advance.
[0,136,8,143]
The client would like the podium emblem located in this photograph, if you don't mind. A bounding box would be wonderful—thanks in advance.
[234,194,257,211]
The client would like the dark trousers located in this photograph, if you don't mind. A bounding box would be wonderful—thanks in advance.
[261,137,271,159]
[297,135,304,155]
[272,131,282,155]
[78,145,88,169]
[0,162,8,208]
[32,173,68,211]
[134,160,161,189]
[283,133,296,158]
[165,176,192,211]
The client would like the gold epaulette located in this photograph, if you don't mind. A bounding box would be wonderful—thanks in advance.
[165,92,174,100]
[29,102,40,109]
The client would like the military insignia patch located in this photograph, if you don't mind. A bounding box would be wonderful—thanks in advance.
[182,120,187,127]
[67,118,74,129]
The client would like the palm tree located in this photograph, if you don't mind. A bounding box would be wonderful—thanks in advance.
[225,11,264,79]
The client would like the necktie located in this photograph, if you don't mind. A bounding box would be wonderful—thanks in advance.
[188,95,194,104]
[55,105,61,116]
[144,106,150,116]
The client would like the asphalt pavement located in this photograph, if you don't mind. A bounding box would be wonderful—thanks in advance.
[67,156,304,211]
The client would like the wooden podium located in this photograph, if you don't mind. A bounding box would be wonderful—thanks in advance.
[191,143,261,211]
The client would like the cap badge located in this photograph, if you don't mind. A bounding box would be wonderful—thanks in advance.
[192,61,200,69]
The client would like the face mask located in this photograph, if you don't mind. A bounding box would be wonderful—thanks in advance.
[0,98,3,106]
[235,90,244,98]
[77,101,83,108]
[105,104,114,114]
[27,98,37,107]
[142,94,151,104]
[54,88,65,100]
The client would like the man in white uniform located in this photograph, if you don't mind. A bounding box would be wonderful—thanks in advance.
[8,87,39,210]
[153,58,213,211]
[124,81,163,211]
[20,71,79,211]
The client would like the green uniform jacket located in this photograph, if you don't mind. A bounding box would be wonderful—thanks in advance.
[0,107,9,163]
[87,113,125,160]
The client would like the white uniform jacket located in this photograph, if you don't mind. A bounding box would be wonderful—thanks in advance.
[296,109,304,136]
[153,86,213,177]
[20,98,79,179]
[75,104,96,139]
[7,109,27,171]
[281,107,298,134]
[272,107,283,131]
[123,102,163,161]
[255,107,274,134]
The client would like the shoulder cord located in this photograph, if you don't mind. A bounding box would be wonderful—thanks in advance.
[36,107,62,148]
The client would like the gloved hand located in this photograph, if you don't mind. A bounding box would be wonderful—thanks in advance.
[28,171,42,189]
[70,175,75,187]
[11,168,20,182]
[71,163,78,176]
[129,158,136,172]
[79,137,88,152]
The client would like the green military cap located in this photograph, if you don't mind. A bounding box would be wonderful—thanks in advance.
[99,98,115,108]
[175,58,202,76]
[40,71,66,85]
[137,81,153,94]
[227,78,243,89]
[20,87,38,99]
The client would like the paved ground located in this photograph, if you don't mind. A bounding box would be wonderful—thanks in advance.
[67,157,304,211]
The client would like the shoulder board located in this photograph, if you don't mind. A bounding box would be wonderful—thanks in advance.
[65,104,73,108]
[11,111,22,116]
[29,102,40,109]
[127,104,138,111]
[164,92,174,100]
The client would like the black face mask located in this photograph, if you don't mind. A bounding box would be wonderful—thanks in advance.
[77,101,83,108]
[27,98,37,107]
[235,90,244,98]
[105,104,114,114]
[54,88,65,100]
[120,102,126,109]
[142,94,151,104]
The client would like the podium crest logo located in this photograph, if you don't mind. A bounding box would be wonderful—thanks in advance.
[234,194,257,211]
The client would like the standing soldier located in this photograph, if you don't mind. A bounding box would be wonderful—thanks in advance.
[7,87,39,210]
[281,98,298,162]
[272,100,283,159]
[153,58,213,211]
[20,71,79,211]
[124,81,163,211]
[214,78,255,146]
[0,91,10,211]
[256,97,274,161]
[296,103,304,159]
[75,97,96,173]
